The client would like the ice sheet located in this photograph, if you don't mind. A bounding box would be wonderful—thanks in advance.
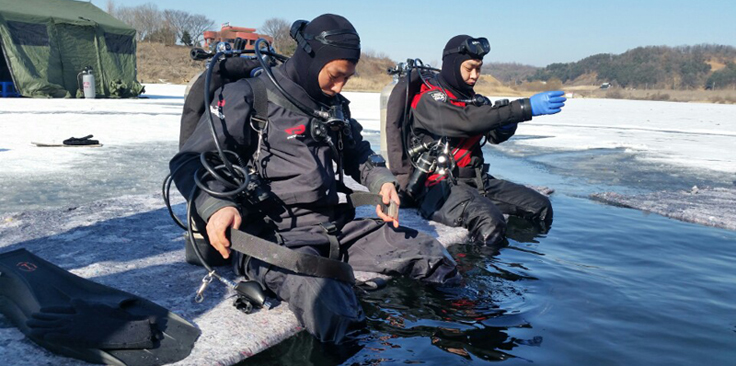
[509,98,736,174]
[1,83,734,365]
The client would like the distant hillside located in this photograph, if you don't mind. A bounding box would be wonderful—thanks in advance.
[527,44,736,90]
[135,42,736,104]
[135,43,396,89]
[482,62,539,84]
[344,50,395,92]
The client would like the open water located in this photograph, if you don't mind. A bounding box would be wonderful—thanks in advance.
[1,134,734,365]
[244,134,736,365]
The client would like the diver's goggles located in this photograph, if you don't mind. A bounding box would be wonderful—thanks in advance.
[291,20,361,54]
[306,29,360,50]
[443,37,491,59]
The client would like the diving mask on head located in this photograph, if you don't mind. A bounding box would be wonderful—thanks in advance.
[443,37,491,59]
[290,19,361,56]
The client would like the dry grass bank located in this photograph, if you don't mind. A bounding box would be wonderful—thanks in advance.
[137,43,204,85]
[343,74,393,92]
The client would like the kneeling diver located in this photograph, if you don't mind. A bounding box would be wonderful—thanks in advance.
[169,14,461,344]
[400,35,566,246]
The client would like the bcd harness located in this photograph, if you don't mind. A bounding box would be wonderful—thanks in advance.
[197,66,397,292]
[164,43,397,310]
[386,63,501,201]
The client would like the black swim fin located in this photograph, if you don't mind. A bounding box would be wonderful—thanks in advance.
[0,249,200,366]
[26,298,155,350]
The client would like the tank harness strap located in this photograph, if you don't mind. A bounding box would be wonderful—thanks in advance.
[245,78,270,130]
[320,222,341,260]
[246,77,305,128]
[246,77,306,119]
[336,180,354,195]
[475,163,489,196]
[229,228,356,284]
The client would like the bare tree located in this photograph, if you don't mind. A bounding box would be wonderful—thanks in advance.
[147,27,177,45]
[188,14,214,46]
[111,3,162,42]
[107,2,212,46]
[260,18,295,55]
[135,4,161,42]
[106,0,115,14]
[112,6,140,40]
[163,9,192,40]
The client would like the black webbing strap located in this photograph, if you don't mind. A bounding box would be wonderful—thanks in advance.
[245,78,269,130]
[266,85,305,116]
[347,191,399,218]
[229,228,356,284]
[246,77,306,124]
[475,164,489,197]
[319,222,341,260]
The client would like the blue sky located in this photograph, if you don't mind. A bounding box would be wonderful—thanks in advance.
[90,0,736,67]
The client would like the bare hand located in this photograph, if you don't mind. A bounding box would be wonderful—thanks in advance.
[205,206,241,259]
[376,182,400,228]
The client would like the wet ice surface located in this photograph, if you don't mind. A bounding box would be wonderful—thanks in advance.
[591,188,736,231]
[2,87,736,365]
[487,97,736,230]
[0,84,185,214]
[2,89,735,228]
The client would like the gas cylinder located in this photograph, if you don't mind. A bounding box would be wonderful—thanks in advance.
[82,67,96,99]
[379,75,398,168]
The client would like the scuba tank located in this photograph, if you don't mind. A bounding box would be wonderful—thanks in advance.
[379,74,398,168]
[79,66,96,99]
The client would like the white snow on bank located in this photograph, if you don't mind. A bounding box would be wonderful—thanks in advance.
[2,86,734,176]
[0,84,184,174]
[342,91,380,130]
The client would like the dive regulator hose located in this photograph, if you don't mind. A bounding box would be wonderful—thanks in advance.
[164,39,362,302]
[253,39,330,120]
[163,44,287,301]
[161,50,255,301]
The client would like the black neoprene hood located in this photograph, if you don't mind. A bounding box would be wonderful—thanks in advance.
[440,34,478,98]
[284,14,361,104]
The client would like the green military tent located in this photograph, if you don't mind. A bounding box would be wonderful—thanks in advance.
[0,0,143,98]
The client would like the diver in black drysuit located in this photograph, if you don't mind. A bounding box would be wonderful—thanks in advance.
[408,35,566,246]
[170,14,460,344]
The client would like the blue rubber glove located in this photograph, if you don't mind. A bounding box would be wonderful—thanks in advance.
[530,91,566,116]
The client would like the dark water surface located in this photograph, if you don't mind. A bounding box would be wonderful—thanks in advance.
[244,136,736,365]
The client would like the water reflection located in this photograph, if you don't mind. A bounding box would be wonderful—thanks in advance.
[244,331,365,365]
[355,233,545,363]
[244,220,549,365]
[505,216,550,244]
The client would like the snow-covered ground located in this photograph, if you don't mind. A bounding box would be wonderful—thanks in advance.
[2,86,734,176]
[1,84,185,175]
[2,85,734,219]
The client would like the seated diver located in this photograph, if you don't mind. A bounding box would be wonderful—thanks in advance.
[169,14,461,344]
[402,35,566,246]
